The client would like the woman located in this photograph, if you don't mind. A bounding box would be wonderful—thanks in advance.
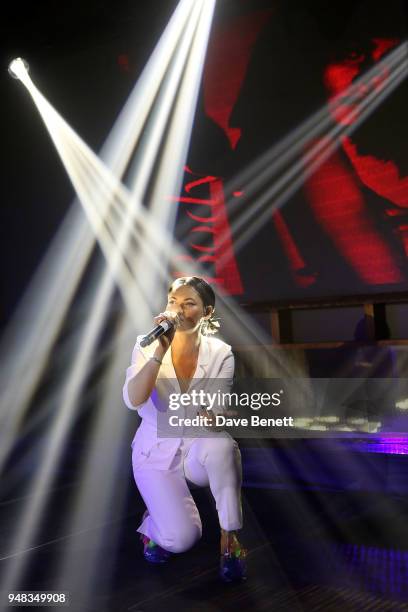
[122,276,246,582]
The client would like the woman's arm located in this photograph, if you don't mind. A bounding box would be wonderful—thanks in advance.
[123,312,179,409]
[125,344,167,408]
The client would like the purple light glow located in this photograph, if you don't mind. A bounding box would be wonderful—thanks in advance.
[342,437,408,455]
[331,542,408,601]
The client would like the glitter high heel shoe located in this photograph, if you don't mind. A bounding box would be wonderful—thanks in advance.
[141,534,172,564]
[219,547,247,582]
[139,510,171,564]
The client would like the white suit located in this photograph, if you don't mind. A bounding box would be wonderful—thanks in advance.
[122,334,243,553]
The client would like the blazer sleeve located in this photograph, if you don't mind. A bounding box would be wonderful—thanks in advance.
[122,337,148,410]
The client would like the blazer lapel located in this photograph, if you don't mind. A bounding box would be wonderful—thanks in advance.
[160,347,179,393]
[152,335,211,394]
[194,334,210,379]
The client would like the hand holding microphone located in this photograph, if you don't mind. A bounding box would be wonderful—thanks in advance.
[139,311,182,349]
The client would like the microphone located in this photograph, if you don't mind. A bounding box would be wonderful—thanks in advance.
[139,319,174,348]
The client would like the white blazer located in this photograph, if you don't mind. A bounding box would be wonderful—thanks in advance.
[123,334,235,470]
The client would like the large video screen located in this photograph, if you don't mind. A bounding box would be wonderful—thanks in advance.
[174,0,408,303]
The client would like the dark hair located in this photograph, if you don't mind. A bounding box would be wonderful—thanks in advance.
[168,276,220,335]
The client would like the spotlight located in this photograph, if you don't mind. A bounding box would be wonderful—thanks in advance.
[8,57,29,80]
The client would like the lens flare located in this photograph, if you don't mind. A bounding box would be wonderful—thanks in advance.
[8,57,29,80]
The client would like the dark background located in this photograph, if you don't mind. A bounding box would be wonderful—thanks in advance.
[1,0,408,328]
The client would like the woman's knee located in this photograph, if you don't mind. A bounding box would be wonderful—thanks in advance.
[162,522,202,553]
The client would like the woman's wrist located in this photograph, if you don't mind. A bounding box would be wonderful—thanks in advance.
[154,346,167,360]
[149,356,162,366]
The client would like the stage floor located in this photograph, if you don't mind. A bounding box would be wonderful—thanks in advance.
[1,442,408,611]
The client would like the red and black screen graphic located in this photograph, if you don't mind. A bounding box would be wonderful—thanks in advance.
[174,1,408,302]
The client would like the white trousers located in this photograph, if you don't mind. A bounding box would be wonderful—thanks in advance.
[133,436,243,553]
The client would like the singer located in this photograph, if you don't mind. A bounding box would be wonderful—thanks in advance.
[122,276,246,582]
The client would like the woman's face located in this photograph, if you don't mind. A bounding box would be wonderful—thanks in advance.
[166,285,209,333]
[323,38,399,126]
